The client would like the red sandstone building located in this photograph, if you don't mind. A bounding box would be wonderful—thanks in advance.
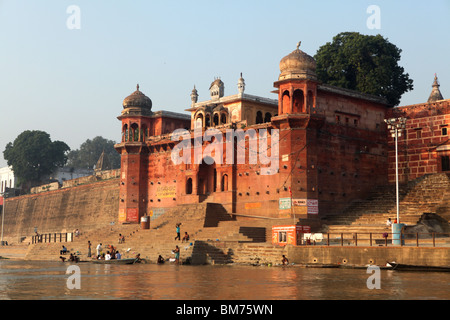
[387,75,449,183]
[114,43,448,224]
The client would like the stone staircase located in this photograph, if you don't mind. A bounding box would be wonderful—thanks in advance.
[24,202,285,264]
[320,173,450,239]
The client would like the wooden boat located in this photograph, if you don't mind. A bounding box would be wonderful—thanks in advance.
[387,262,450,272]
[92,258,139,265]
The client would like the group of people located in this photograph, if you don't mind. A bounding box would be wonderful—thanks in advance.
[155,245,181,265]
[174,223,190,243]
[87,241,122,260]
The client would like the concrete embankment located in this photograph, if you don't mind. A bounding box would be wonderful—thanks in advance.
[2,241,449,269]
[286,245,450,267]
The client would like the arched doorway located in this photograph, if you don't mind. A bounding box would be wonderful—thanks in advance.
[197,156,216,195]
[221,174,228,191]
[186,178,193,194]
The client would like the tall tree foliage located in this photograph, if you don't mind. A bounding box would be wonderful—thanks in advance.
[314,32,413,106]
[66,136,120,170]
[3,130,70,187]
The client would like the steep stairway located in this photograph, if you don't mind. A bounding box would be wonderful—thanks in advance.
[320,173,450,240]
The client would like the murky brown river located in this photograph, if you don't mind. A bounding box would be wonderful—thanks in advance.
[0,260,449,300]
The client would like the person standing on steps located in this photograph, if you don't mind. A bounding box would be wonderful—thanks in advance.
[175,223,181,241]
[87,241,92,258]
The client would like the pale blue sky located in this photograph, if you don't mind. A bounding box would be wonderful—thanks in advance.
[1,0,449,167]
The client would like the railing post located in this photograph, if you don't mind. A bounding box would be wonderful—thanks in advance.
[370,233,372,247]
[340,233,343,246]
[416,233,419,247]
[355,233,358,247]
[327,233,330,246]
[432,233,435,247]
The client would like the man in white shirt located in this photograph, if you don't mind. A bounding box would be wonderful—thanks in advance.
[105,251,111,260]
[96,243,102,257]
[386,218,392,228]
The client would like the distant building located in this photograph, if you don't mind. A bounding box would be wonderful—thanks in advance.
[388,75,449,183]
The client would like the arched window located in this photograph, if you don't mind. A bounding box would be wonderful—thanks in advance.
[131,123,139,141]
[195,114,204,129]
[264,112,272,123]
[122,124,128,142]
[256,111,263,124]
[221,174,228,191]
[282,90,290,114]
[213,113,219,126]
[141,125,148,141]
[186,178,193,195]
[293,89,304,113]
[220,113,227,125]
[205,114,211,127]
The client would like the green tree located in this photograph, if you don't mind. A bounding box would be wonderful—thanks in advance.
[314,32,413,106]
[3,130,70,187]
[66,136,120,170]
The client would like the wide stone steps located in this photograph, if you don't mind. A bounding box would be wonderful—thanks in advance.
[321,173,450,235]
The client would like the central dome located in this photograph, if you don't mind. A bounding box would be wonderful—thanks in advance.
[279,42,317,81]
[123,84,152,110]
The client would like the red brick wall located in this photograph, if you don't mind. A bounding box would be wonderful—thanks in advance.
[388,100,450,183]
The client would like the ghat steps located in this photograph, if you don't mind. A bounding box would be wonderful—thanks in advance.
[22,173,450,263]
[25,203,287,264]
[321,173,450,238]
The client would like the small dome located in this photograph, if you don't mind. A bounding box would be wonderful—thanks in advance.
[279,42,317,81]
[123,84,152,110]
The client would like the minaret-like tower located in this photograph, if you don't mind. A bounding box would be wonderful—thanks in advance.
[237,73,245,94]
[190,85,198,107]
[273,42,318,115]
[427,74,444,103]
[115,84,153,223]
[210,77,225,100]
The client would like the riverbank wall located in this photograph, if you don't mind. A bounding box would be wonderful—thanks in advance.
[1,177,120,244]
[286,245,450,267]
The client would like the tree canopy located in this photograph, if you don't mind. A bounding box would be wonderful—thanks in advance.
[3,130,70,187]
[66,136,120,170]
[314,32,414,106]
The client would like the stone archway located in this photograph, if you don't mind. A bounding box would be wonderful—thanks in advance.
[197,156,216,195]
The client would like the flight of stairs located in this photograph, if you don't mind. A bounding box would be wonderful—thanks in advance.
[25,202,280,264]
[320,173,450,241]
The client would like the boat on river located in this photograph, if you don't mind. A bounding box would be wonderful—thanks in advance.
[387,262,450,272]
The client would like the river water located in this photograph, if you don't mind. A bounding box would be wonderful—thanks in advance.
[0,260,449,301]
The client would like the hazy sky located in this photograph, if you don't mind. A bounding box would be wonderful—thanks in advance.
[1,0,449,167]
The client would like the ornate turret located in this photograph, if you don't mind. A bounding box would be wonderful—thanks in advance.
[278,41,317,81]
[428,74,444,103]
[274,42,318,115]
[238,73,245,94]
[210,77,224,100]
[190,85,198,106]
[123,84,152,110]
